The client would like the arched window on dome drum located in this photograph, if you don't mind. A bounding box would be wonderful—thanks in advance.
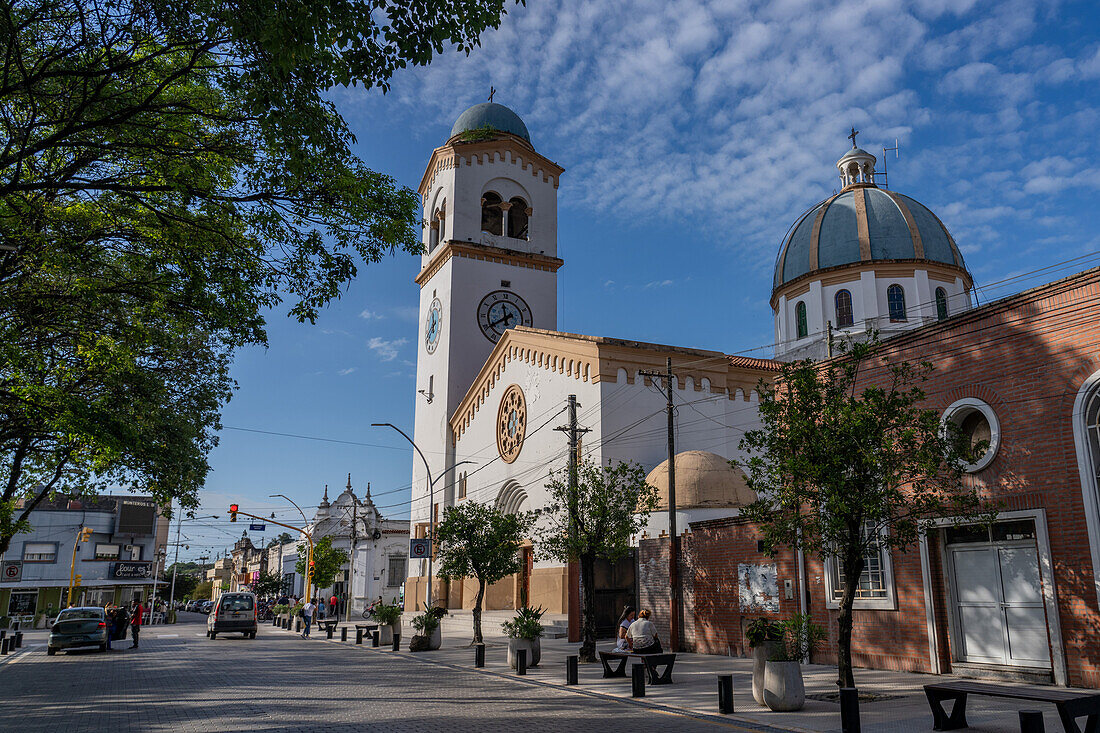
[887,284,907,322]
[936,287,949,321]
[834,289,854,328]
[481,192,503,235]
[507,197,529,239]
[795,301,808,339]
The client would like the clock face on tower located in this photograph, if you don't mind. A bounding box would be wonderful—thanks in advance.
[496,384,527,463]
[477,290,533,343]
[424,298,443,353]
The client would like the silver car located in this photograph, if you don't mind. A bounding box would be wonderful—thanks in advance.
[48,607,109,655]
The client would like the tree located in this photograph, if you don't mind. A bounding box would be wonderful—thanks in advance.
[251,571,283,598]
[166,566,200,601]
[539,460,657,662]
[296,535,348,594]
[738,340,993,688]
[0,0,524,555]
[435,501,534,644]
[190,580,212,601]
[268,533,293,548]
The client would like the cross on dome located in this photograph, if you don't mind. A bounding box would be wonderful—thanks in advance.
[848,126,860,148]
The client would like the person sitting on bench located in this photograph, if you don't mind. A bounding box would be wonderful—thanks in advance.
[627,609,662,654]
[615,606,636,652]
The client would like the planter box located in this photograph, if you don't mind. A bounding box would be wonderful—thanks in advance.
[763,660,805,712]
[751,640,779,705]
[507,637,541,668]
[379,623,399,645]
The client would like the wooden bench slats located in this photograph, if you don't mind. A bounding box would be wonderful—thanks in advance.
[924,681,1100,733]
[925,681,1095,703]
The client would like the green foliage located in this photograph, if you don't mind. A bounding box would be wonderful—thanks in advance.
[745,618,784,647]
[268,533,294,548]
[296,535,348,591]
[190,581,212,601]
[250,571,284,597]
[411,606,445,635]
[738,338,994,685]
[501,605,545,640]
[0,0,523,554]
[435,500,535,643]
[538,459,656,661]
[373,602,403,626]
[271,603,289,616]
[769,613,826,662]
[459,124,502,142]
[538,460,657,564]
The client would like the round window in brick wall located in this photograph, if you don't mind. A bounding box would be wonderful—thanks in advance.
[943,398,1000,473]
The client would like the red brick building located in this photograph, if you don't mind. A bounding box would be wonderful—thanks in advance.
[641,267,1100,688]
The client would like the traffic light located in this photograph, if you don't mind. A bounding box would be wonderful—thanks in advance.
[229,504,238,522]
[73,574,82,586]
[79,527,93,542]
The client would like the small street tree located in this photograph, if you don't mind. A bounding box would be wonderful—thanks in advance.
[738,340,993,688]
[296,535,348,596]
[251,571,284,598]
[539,459,657,662]
[435,501,534,644]
[190,581,213,601]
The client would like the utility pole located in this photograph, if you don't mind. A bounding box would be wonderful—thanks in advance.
[639,357,682,652]
[554,395,589,641]
[347,475,358,623]
[168,506,183,613]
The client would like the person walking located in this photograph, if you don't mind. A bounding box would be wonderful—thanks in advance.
[301,598,315,638]
[130,596,145,649]
[329,594,338,622]
[104,607,115,651]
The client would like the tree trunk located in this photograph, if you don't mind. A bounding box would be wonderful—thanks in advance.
[579,553,597,663]
[473,579,485,645]
[836,551,865,689]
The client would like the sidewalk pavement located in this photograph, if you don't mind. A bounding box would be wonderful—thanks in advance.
[297,616,1066,733]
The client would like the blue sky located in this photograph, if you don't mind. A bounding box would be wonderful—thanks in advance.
[177,0,1100,561]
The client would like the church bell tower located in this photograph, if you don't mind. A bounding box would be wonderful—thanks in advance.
[410,101,565,531]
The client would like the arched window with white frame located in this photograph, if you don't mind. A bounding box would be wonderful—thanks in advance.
[835,289,854,328]
[481,191,503,235]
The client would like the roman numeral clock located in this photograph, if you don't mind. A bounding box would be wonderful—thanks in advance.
[477,290,533,343]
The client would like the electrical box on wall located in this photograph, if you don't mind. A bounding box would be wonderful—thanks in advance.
[784,579,794,600]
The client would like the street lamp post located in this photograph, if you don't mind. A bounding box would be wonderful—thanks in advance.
[270,494,311,601]
[371,422,474,612]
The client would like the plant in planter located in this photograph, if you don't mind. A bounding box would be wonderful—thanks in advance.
[502,605,545,669]
[763,613,826,712]
[33,612,46,629]
[746,618,784,705]
[372,602,403,645]
[409,606,446,652]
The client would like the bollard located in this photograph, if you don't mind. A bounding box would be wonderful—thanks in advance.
[1,638,8,655]
[295,618,302,633]
[372,631,380,648]
[475,644,485,668]
[566,655,578,685]
[631,662,646,698]
[1019,710,1046,733]
[717,674,734,714]
[840,688,861,733]
[355,628,363,645]
[517,648,527,675]
[12,621,18,632]
[341,627,348,642]
[0,629,6,640]
[14,632,23,649]
[326,625,334,640]
[391,633,400,652]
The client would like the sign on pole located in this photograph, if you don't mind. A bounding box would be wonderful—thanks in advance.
[2,560,22,583]
[409,538,431,559]
[249,523,266,531]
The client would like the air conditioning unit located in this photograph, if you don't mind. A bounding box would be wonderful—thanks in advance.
[124,544,133,551]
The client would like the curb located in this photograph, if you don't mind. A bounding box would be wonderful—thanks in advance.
[267,622,810,733]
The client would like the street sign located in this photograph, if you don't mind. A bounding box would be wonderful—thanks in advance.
[409,538,431,559]
[249,523,266,531]
[2,560,22,582]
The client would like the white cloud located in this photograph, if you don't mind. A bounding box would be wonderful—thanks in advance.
[338,367,357,376]
[367,337,408,362]
[358,309,383,320]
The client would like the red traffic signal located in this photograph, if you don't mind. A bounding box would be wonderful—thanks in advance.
[229,504,238,522]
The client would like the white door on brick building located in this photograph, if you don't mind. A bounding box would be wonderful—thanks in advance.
[946,519,1051,668]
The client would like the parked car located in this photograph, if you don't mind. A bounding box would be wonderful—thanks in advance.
[207,592,257,639]
[200,600,213,614]
[48,607,109,655]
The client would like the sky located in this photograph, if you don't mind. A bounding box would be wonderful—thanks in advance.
[175,0,1100,562]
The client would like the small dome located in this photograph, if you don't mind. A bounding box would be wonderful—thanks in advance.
[840,147,873,160]
[449,102,531,144]
[774,186,968,291]
[645,451,756,510]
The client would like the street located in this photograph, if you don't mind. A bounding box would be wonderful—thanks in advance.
[0,613,755,733]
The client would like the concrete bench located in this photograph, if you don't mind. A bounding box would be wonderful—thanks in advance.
[598,650,676,685]
[924,681,1100,733]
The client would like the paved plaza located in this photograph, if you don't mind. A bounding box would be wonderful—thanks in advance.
[0,612,1079,732]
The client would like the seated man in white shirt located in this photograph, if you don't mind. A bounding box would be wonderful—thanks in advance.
[626,609,663,654]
